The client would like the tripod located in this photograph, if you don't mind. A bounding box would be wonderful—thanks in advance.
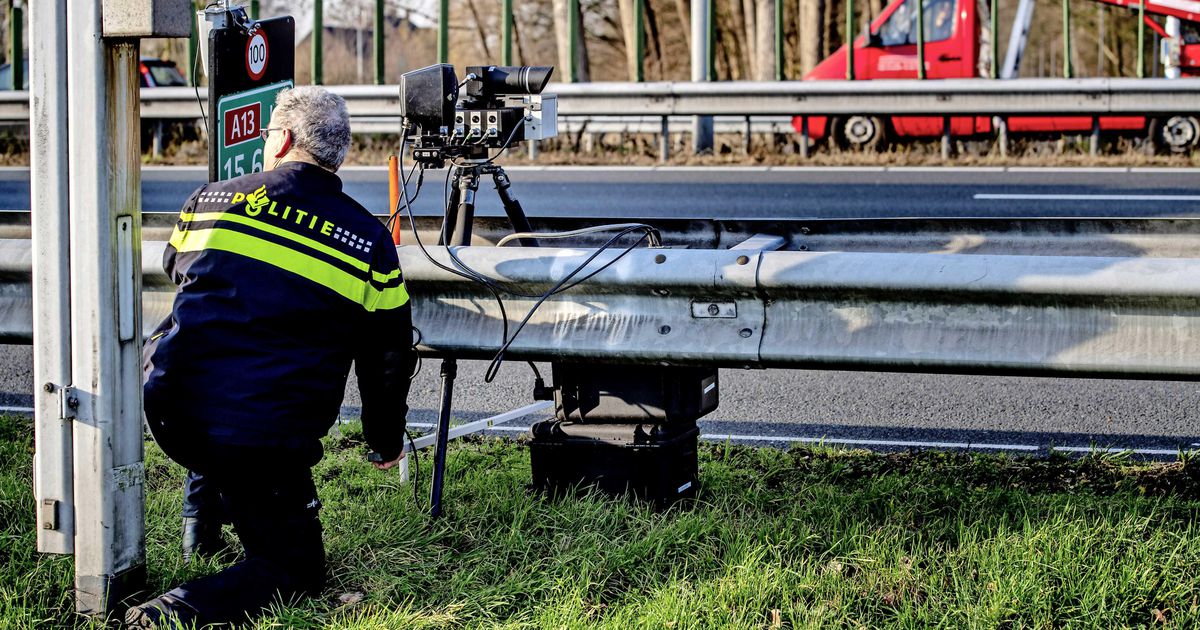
[428,160,537,518]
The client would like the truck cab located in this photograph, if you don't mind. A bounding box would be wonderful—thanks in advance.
[794,0,1200,152]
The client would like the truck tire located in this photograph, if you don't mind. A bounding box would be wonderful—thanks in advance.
[1150,116,1200,154]
[832,115,887,152]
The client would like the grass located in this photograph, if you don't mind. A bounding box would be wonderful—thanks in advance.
[2,413,1200,629]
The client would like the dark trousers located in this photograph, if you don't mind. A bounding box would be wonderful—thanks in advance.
[146,409,326,626]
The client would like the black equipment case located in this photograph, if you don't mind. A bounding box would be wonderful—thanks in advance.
[528,420,699,507]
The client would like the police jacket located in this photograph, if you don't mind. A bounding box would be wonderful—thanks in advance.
[143,161,415,462]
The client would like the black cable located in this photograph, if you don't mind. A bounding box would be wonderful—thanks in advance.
[526,361,542,382]
[403,427,419,503]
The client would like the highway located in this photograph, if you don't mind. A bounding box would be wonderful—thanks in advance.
[1,165,1199,218]
[1,165,1197,457]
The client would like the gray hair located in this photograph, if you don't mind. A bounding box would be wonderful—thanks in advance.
[270,86,351,171]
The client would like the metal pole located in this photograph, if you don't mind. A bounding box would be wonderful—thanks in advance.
[31,0,73,561]
[660,115,669,161]
[187,8,198,86]
[1137,0,1146,77]
[438,0,449,63]
[775,0,784,80]
[800,116,810,158]
[997,117,1008,156]
[1090,116,1100,155]
[374,0,384,84]
[917,0,926,79]
[502,0,514,65]
[941,115,952,159]
[634,0,645,82]
[707,0,715,79]
[846,0,855,79]
[1061,0,1072,78]
[568,0,580,83]
[313,0,324,84]
[990,0,998,78]
[250,0,259,19]
[9,0,23,90]
[691,0,713,152]
[65,0,146,615]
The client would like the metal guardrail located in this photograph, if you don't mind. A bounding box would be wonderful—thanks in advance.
[0,215,1198,378]
[1,78,1199,123]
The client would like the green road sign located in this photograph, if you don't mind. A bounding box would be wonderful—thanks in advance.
[215,80,292,180]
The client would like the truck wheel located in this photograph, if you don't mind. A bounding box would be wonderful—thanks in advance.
[1150,116,1200,154]
[832,116,887,151]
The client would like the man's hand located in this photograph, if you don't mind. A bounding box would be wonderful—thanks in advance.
[370,452,405,470]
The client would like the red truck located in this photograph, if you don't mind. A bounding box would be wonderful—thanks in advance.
[793,0,1200,152]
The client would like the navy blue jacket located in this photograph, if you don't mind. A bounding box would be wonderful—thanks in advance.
[143,162,414,462]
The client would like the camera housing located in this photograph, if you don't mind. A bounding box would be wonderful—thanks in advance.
[399,64,558,167]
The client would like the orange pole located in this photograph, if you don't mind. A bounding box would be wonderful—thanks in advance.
[387,154,402,245]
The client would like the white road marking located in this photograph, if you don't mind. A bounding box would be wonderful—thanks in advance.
[698,433,1039,451]
[974,193,1200,201]
[1050,445,1187,456]
[0,405,34,413]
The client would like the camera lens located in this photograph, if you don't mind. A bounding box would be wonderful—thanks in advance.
[471,66,554,96]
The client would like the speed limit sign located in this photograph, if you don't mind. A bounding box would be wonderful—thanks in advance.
[245,30,269,80]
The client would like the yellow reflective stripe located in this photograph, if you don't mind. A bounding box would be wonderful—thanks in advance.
[181,209,404,287]
[172,227,409,311]
[169,226,186,250]
[182,210,369,273]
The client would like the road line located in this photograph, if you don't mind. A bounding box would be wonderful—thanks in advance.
[699,433,1039,450]
[0,405,34,413]
[888,166,1006,173]
[398,423,1193,457]
[1051,445,1188,456]
[1005,166,1130,173]
[973,193,1200,201]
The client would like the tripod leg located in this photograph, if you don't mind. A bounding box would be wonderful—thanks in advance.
[439,168,462,246]
[453,168,479,245]
[491,167,538,247]
[429,358,456,518]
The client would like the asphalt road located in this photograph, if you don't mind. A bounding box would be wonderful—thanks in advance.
[2,165,1197,457]
[1,164,1199,218]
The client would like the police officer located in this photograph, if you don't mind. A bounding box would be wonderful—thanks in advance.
[126,86,415,627]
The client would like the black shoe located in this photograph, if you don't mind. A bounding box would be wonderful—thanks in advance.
[181,516,229,563]
[124,594,197,629]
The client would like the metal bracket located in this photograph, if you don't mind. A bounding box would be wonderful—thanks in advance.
[58,386,78,421]
[40,499,59,531]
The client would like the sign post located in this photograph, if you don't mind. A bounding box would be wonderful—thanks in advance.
[205,9,294,182]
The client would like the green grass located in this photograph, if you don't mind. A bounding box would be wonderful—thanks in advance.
[2,413,1200,629]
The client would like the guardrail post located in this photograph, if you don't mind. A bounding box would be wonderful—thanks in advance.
[1061,0,1072,78]
[9,0,23,90]
[437,0,449,63]
[941,115,952,159]
[313,0,324,84]
[373,0,384,84]
[660,115,670,162]
[1136,0,1146,77]
[917,0,926,79]
[799,116,810,158]
[845,0,855,79]
[997,116,1008,157]
[691,0,713,153]
[743,116,752,154]
[502,0,514,65]
[529,139,539,160]
[152,121,163,159]
[1089,116,1100,156]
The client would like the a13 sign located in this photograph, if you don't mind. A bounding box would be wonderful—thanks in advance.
[215,80,292,180]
